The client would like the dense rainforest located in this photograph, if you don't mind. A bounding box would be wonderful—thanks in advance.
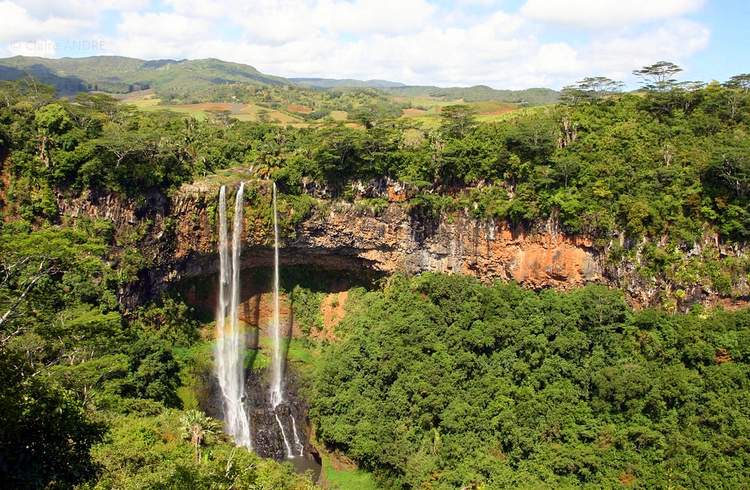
[314,274,750,488]
[3,73,750,242]
[1,66,749,488]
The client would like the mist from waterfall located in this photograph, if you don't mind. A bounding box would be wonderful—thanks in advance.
[270,182,283,408]
[215,184,252,448]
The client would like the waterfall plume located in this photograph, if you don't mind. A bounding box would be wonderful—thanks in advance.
[275,412,294,458]
[215,183,252,448]
[270,182,284,408]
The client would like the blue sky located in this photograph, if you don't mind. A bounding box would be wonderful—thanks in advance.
[1,0,747,89]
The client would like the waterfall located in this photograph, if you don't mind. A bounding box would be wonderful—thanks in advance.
[270,182,284,408]
[215,184,252,448]
[275,412,294,458]
[291,414,304,456]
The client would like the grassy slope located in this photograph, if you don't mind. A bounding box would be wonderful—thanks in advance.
[385,84,559,105]
[291,78,406,89]
[121,90,522,127]
[322,459,379,490]
[122,91,307,124]
[0,55,289,94]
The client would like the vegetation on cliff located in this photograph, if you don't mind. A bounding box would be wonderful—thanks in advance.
[3,66,749,303]
[3,69,750,245]
[312,273,750,488]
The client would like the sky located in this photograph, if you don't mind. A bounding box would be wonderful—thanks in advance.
[0,0,747,89]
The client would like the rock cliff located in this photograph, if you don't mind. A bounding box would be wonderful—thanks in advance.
[55,179,748,309]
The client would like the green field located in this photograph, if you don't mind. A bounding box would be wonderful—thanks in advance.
[118,87,524,128]
[321,456,379,490]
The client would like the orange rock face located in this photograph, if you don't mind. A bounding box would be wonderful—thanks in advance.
[58,189,604,295]
[56,185,750,310]
[293,204,601,290]
[462,223,600,289]
[387,184,408,202]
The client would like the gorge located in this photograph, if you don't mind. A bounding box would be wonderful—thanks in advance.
[3,68,750,488]
[48,176,750,484]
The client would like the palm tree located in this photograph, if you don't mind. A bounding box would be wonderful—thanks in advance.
[180,410,220,462]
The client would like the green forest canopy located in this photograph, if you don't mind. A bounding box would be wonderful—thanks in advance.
[313,274,750,489]
[1,64,750,488]
[2,67,750,242]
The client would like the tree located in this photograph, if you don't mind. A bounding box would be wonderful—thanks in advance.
[0,224,110,345]
[722,74,750,120]
[0,349,102,488]
[707,136,750,199]
[633,61,683,92]
[561,77,624,105]
[34,103,73,167]
[125,337,182,407]
[724,73,750,92]
[439,105,478,139]
[180,410,220,462]
[351,106,377,129]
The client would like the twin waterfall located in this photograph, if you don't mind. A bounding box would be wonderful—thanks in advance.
[215,184,252,448]
[215,182,303,458]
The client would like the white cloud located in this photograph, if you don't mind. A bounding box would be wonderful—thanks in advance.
[584,19,710,80]
[109,12,216,58]
[1,0,713,89]
[0,1,86,42]
[231,0,436,43]
[317,0,436,34]
[18,0,150,20]
[521,0,704,28]
[118,12,213,42]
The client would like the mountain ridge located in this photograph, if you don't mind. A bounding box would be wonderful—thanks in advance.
[0,55,559,105]
[0,55,289,97]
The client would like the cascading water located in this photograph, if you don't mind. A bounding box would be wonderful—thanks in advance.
[267,182,304,458]
[269,182,293,456]
[275,412,294,458]
[270,182,283,408]
[215,184,252,448]
[291,414,304,456]
[205,182,318,475]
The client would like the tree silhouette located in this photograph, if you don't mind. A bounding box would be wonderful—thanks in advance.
[633,61,683,91]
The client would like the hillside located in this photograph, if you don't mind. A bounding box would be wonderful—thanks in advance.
[385,84,560,105]
[0,55,289,99]
[0,56,558,107]
[287,77,559,104]
[291,77,407,89]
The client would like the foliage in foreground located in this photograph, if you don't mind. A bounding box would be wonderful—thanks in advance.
[86,410,314,490]
[312,274,750,488]
[0,223,314,489]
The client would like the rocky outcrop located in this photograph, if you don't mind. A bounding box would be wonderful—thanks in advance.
[292,203,601,289]
[54,180,748,309]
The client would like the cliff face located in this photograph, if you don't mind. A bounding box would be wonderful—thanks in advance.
[54,181,747,309]
[292,203,601,289]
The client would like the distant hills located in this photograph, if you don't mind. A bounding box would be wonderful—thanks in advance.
[0,55,559,105]
[383,85,559,105]
[292,77,559,105]
[0,56,288,96]
[291,78,407,89]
